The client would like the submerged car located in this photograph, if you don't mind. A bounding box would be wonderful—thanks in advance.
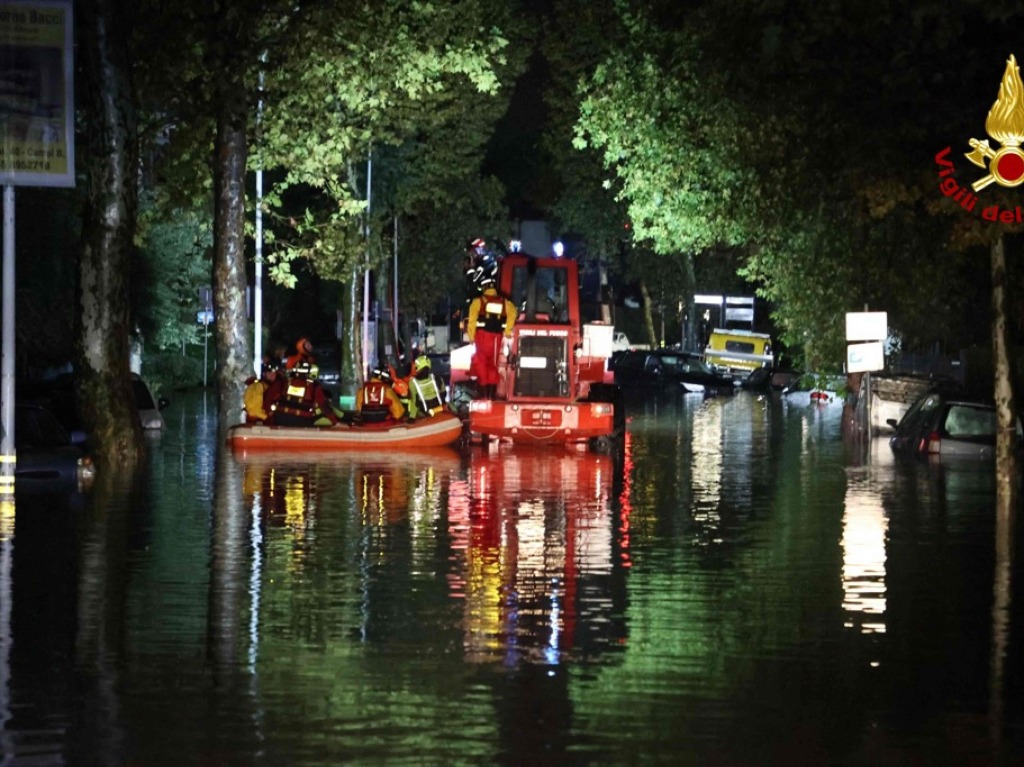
[132,374,169,430]
[14,403,96,491]
[613,348,735,394]
[888,391,1022,459]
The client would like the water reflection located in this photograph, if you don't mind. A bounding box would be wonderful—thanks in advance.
[842,460,888,635]
[1,389,1020,765]
[453,446,621,666]
[0,500,12,761]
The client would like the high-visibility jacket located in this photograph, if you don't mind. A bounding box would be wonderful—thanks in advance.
[467,287,516,340]
[273,375,340,425]
[356,379,405,423]
[275,375,318,419]
[244,381,269,422]
[410,373,446,417]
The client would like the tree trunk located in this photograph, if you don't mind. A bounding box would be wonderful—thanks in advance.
[598,257,612,325]
[991,234,1018,508]
[842,371,865,441]
[340,278,359,398]
[76,0,144,468]
[209,20,251,429]
[640,281,657,348]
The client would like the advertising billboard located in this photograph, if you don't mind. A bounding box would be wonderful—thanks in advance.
[0,0,74,187]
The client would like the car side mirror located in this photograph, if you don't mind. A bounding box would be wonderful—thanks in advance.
[70,429,88,445]
[886,418,898,428]
[158,397,170,410]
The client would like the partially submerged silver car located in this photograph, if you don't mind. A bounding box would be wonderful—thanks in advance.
[888,391,1022,459]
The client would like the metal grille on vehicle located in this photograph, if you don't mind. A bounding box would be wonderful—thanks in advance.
[515,336,568,398]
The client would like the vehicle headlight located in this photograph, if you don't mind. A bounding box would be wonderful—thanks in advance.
[77,456,96,489]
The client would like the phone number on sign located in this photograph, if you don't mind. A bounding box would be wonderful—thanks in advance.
[4,160,53,171]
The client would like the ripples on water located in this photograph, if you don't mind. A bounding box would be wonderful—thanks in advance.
[1,389,1021,765]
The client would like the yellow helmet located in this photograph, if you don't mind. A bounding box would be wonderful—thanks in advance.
[413,355,431,373]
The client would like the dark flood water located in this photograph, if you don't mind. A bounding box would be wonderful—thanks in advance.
[2,389,1022,765]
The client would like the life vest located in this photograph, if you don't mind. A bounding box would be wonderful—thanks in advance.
[358,380,393,423]
[475,292,510,334]
[274,375,317,418]
[410,375,445,417]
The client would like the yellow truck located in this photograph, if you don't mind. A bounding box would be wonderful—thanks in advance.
[703,328,774,374]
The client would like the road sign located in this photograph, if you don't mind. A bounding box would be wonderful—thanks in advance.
[845,311,887,342]
[847,341,885,373]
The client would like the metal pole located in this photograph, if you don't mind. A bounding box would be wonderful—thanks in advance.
[203,317,209,388]
[361,150,372,377]
[864,303,871,438]
[253,64,265,376]
[393,215,398,337]
[1,185,15,488]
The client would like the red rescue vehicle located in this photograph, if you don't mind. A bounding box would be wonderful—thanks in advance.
[452,251,624,449]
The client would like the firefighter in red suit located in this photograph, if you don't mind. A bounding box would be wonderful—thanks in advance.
[466,274,517,399]
[271,362,343,427]
[285,336,316,370]
[356,367,406,424]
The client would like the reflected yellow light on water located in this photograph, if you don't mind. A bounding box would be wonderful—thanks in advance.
[841,476,887,634]
[0,498,13,542]
[691,402,723,528]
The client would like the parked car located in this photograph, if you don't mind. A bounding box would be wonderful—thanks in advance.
[312,343,341,393]
[888,391,1022,459]
[132,374,169,430]
[703,328,774,375]
[612,331,650,352]
[14,402,96,491]
[613,348,735,394]
[26,372,167,433]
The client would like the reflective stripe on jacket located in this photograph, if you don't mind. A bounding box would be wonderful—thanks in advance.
[410,375,445,417]
[476,297,508,334]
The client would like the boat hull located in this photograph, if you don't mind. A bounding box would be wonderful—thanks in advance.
[228,413,464,451]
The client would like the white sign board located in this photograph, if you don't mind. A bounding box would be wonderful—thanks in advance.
[845,311,887,342]
[847,341,885,373]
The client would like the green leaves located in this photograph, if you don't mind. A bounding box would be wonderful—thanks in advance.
[256,0,515,285]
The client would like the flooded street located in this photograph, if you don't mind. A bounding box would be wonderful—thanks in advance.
[2,389,1022,765]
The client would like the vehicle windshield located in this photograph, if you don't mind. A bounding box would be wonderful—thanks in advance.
[15,406,69,449]
[653,354,714,375]
[132,379,156,410]
[510,264,569,324]
[943,404,996,437]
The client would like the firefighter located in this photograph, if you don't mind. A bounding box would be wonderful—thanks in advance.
[408,354,448,418]
[388,361,412,414]
[285,336,316,370]
[271,362,343,427]
[243,358,286,424]
[356,367,406,425]
[466,273,516,399]
[459,239,497,340]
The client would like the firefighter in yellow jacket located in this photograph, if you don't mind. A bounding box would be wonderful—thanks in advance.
[466,275,516,399]
[407,355,448,418]
[355,367,406,424]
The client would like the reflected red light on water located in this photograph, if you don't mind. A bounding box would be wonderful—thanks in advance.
[618,430,634,568]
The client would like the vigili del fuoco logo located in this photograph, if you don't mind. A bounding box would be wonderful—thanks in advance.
[935,54,1024,223]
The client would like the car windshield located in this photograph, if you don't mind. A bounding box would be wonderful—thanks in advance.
[15,406,69,449]
[650,354,714,375]
[132,379,156,410]
[943,404,996,437]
